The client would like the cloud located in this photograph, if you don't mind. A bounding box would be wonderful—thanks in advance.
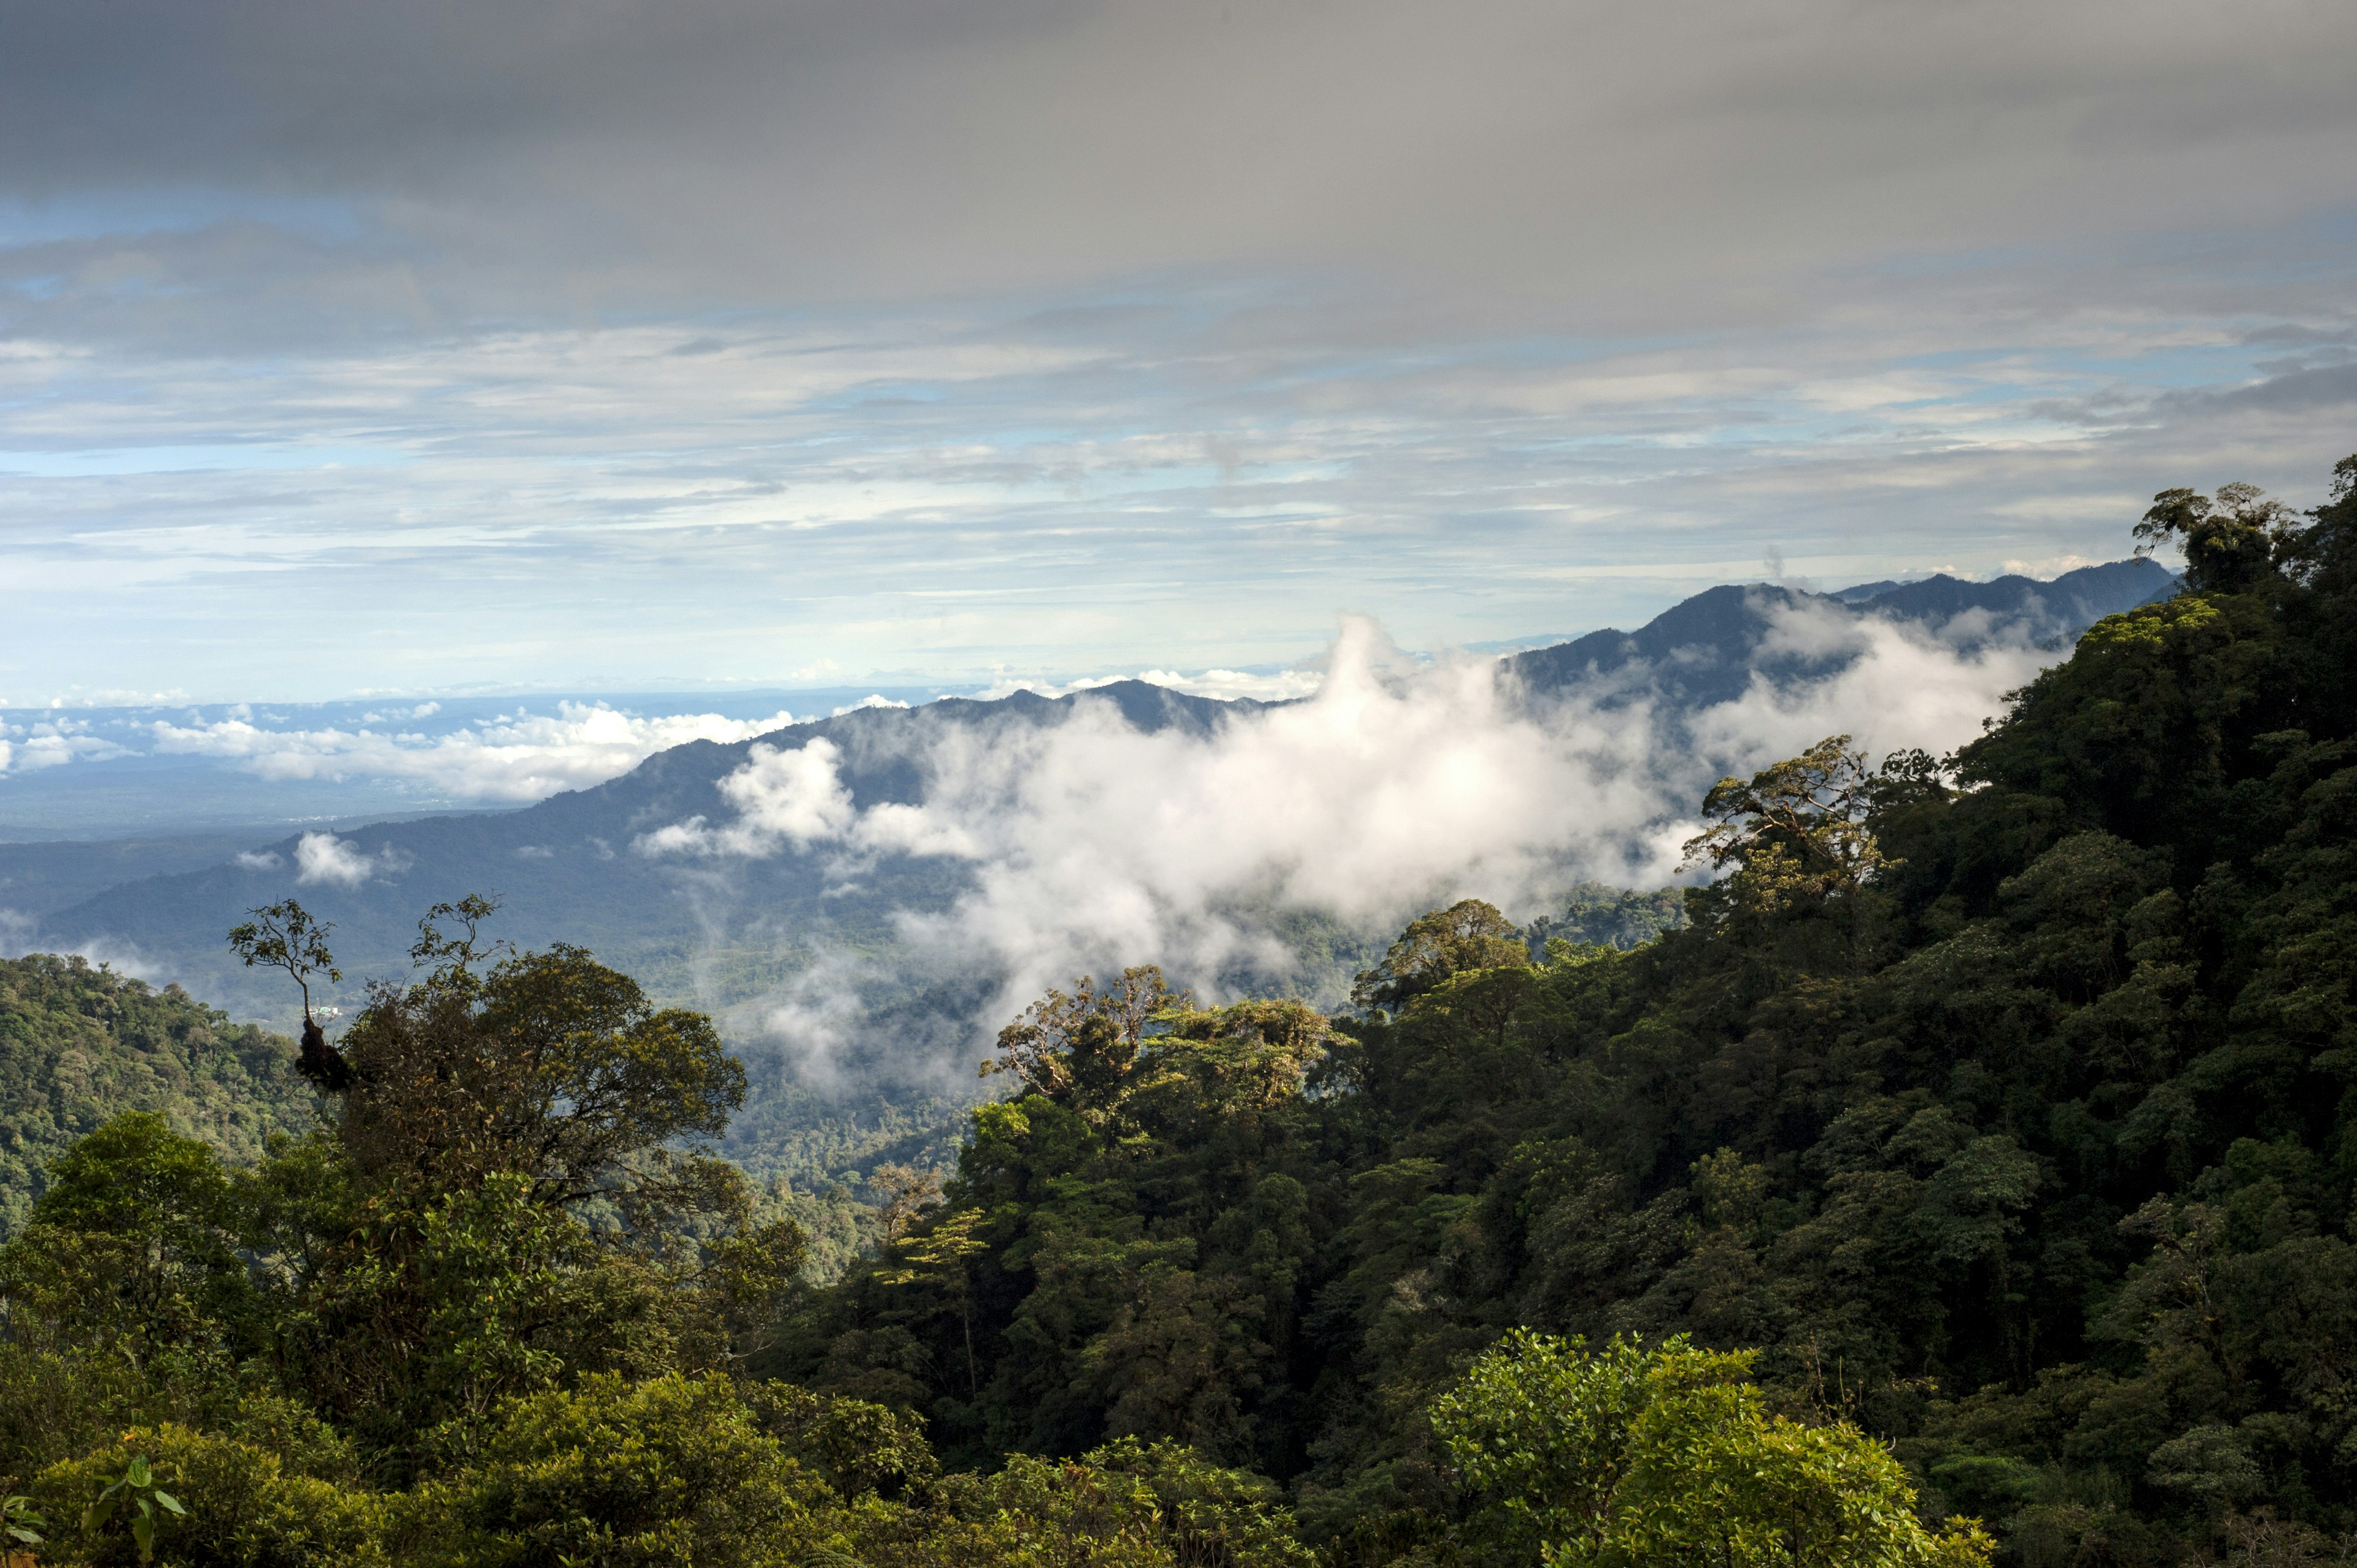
[639,736,986,861]
[16,929,163,980]
[0,716,131,774]
[1687,601,2053,768]
[0,0,2351,711]
[2160,362,2357,417]
[654,612,2060,1067]
[149,702,797,801]
[741,949,899,1086]
[293,832,411,887]
[7,0,2353,319]
[637,739,851,858]
[234,849,283,870]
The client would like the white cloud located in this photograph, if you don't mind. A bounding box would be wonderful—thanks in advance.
[1142,668,1325,703]
[742,950,901,1086]
[636,738,859,859]
[149,701,797,801]
[28,932,163,981]
[0,716,131,774]
[830,695,911,716]
[656,611,2069,1067]
[234,849,282,870]
[1687,604,2053,773]
[293,832,411,887]
[0,0,2348,709]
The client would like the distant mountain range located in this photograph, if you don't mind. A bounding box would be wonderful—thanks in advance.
[1507,557,2173,709]
[10,558,2178,1147]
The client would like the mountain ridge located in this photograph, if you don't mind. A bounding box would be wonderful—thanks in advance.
[21,559,2178,1048]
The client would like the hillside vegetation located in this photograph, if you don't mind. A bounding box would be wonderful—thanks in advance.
[0,956,313,1235]
[0,460,2343,1567]
[777,459,2357,1564]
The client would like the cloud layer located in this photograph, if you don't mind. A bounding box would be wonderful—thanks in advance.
[646,608,2057,1070]
[141,703,796,801]
[1,1,2352,701]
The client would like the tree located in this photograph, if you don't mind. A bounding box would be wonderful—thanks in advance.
[1684,737,1887,913]
[2134,481,2296,596]
[984,966,1181,1116]
[1431,1331,1991,1568]
[1350,899,1529,1013]
[333,932,747,1226]
[226,902,341,1024]
[0,1113,254,1364]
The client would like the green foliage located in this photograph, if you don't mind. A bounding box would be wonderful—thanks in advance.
[0,911,811,1515]
[778,992,1334,1470]
[80,1453,187,1564]
[1432,1332,1990,1568]
[412,1372,829,1568]
[1525,884,1686,956]
[1684,735,1889,925]
[0,956,314,1236]
[332,934,747,1222]
[1351,900,1529,1012]
[4,1489,44,1548]
[16,456,2357,1568]
[742,1380,939,1498]
[765,454,2357,1566]
[35,1424,382,1568]
[2134,482,2297,596]
[970,1437,1317,1568]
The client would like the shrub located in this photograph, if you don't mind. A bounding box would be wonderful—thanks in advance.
[1431,1332,1993,1568]
[419,1372,830,1568]
[32,1424,385,1568]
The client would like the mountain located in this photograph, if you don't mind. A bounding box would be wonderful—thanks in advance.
[1506,556,2177,709]
[0,465,2336,1568]
[1825,555,2172,620]
[10,559,2179,1175]
[38,681,1259,1018]
[753,488,2357,1567]
[0,954,314,1235]
[0,833,271,920]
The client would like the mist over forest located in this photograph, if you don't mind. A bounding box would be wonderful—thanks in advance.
[6,0,2354,1556]
[15,477,2337,1567]
[6,563,2167,1117]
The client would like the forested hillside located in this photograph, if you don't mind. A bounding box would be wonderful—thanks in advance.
[0,462,2342,1567]
[0,956,312,1235]
[771,462,2357,1564]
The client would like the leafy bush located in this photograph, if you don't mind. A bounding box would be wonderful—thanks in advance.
[414,1372,829,1568]
[33,1424,385,1568]
[1431,1332,1992,1568]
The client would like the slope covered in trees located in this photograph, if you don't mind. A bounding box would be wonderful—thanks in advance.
[0,459,2344,1566]
[0,956,312,1235]
[769,458,2357,1564]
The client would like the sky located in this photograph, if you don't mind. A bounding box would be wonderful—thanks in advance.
[3,0,2356,705]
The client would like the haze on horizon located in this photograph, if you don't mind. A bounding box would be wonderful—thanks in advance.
[2,0,2355,706]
